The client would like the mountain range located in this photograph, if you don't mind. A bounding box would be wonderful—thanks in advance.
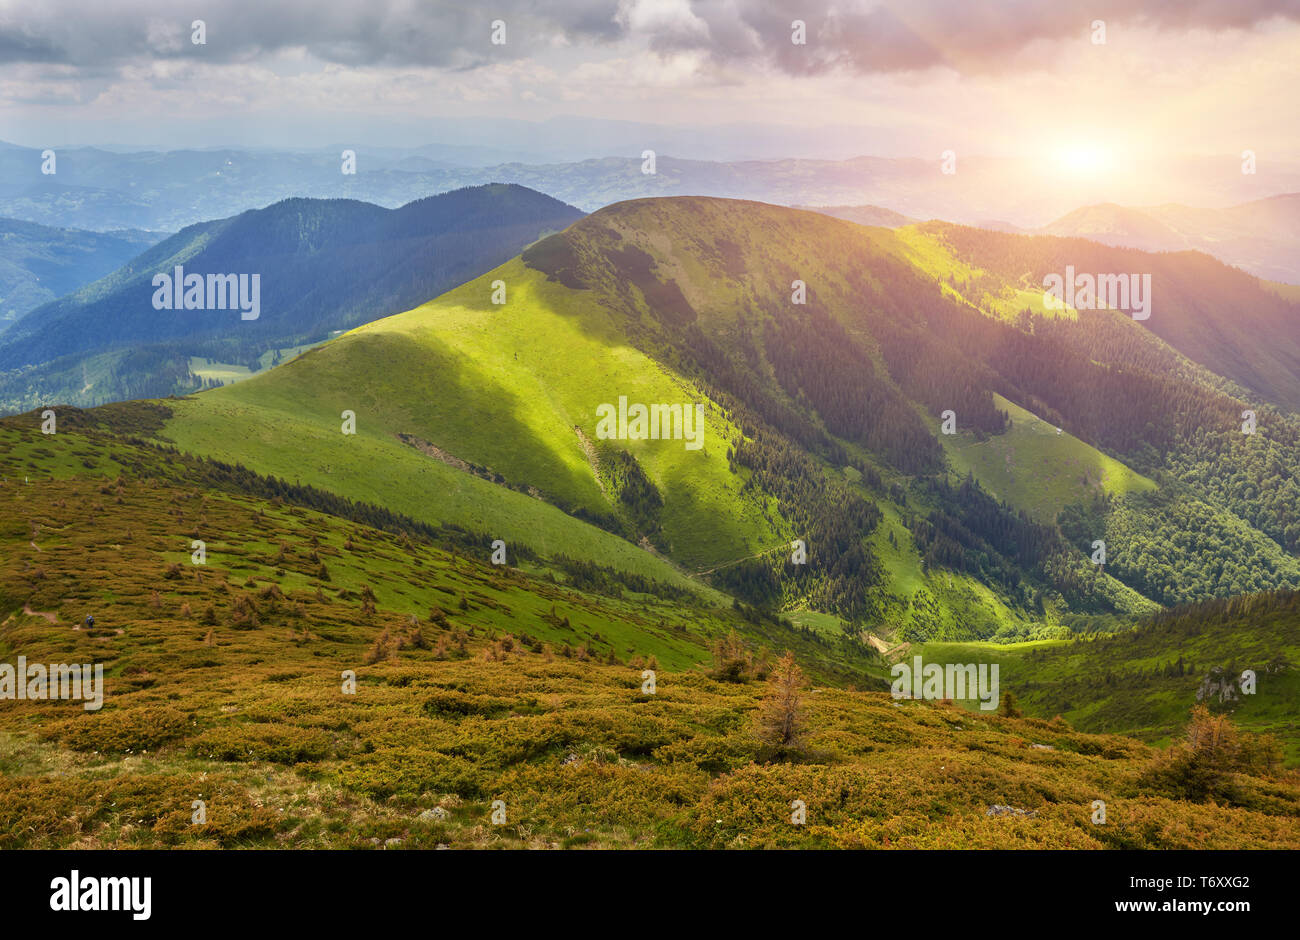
[0,184,582,411]
[3,192,1297,852]
[4,139,1296,251]
[126,196,1300,640]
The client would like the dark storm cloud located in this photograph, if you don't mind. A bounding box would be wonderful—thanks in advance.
[661,0,1300,75]
[0,0,1296,73]
[0,0,624,67]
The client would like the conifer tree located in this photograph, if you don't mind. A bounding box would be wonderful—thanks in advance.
[757,651,806,751]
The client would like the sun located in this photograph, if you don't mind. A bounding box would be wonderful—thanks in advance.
[1053,145,1115,178]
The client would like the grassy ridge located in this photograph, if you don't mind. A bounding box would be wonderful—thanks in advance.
[98,195,1300,641]
[888,226,1074,322]
[164,256,781,576]
[153,200,1104,638]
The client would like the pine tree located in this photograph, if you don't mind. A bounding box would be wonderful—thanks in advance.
[756,651,806,751]
[998,689,1021,718]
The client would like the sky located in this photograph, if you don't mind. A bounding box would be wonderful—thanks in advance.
[1,0,1297,173]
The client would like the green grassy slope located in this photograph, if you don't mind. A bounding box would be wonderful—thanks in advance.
[157,201,1021,625]
[908,221,1300,412]
[942,393,1156,523]
[162,255,780,579]
[162,395,720,600]
[922,591,1300,764]
[0,413,862,679]
[887,226,1070,322]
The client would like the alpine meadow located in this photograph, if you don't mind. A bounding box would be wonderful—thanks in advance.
[0,0,1297,922]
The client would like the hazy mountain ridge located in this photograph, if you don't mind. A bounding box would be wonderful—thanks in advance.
[0,217,162,327]
[799,204,916,227]
[4,138,1294,240]
[1042,194,1300,284]
[0,184,584,410]
[916,220,1300,411]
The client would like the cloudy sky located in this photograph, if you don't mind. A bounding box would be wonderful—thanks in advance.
[1,0,1297,166]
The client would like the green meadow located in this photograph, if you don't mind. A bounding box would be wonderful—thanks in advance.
[942,393,1157,524]
[164,257,781,586]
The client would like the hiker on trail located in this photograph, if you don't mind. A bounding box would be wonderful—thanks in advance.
[85,615,94,629]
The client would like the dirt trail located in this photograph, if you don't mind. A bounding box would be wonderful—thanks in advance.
[397,432,475,474]
[22,604,57,624]
[693,536,805,576]
[864,633,890,655]
[573,426,608,498]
